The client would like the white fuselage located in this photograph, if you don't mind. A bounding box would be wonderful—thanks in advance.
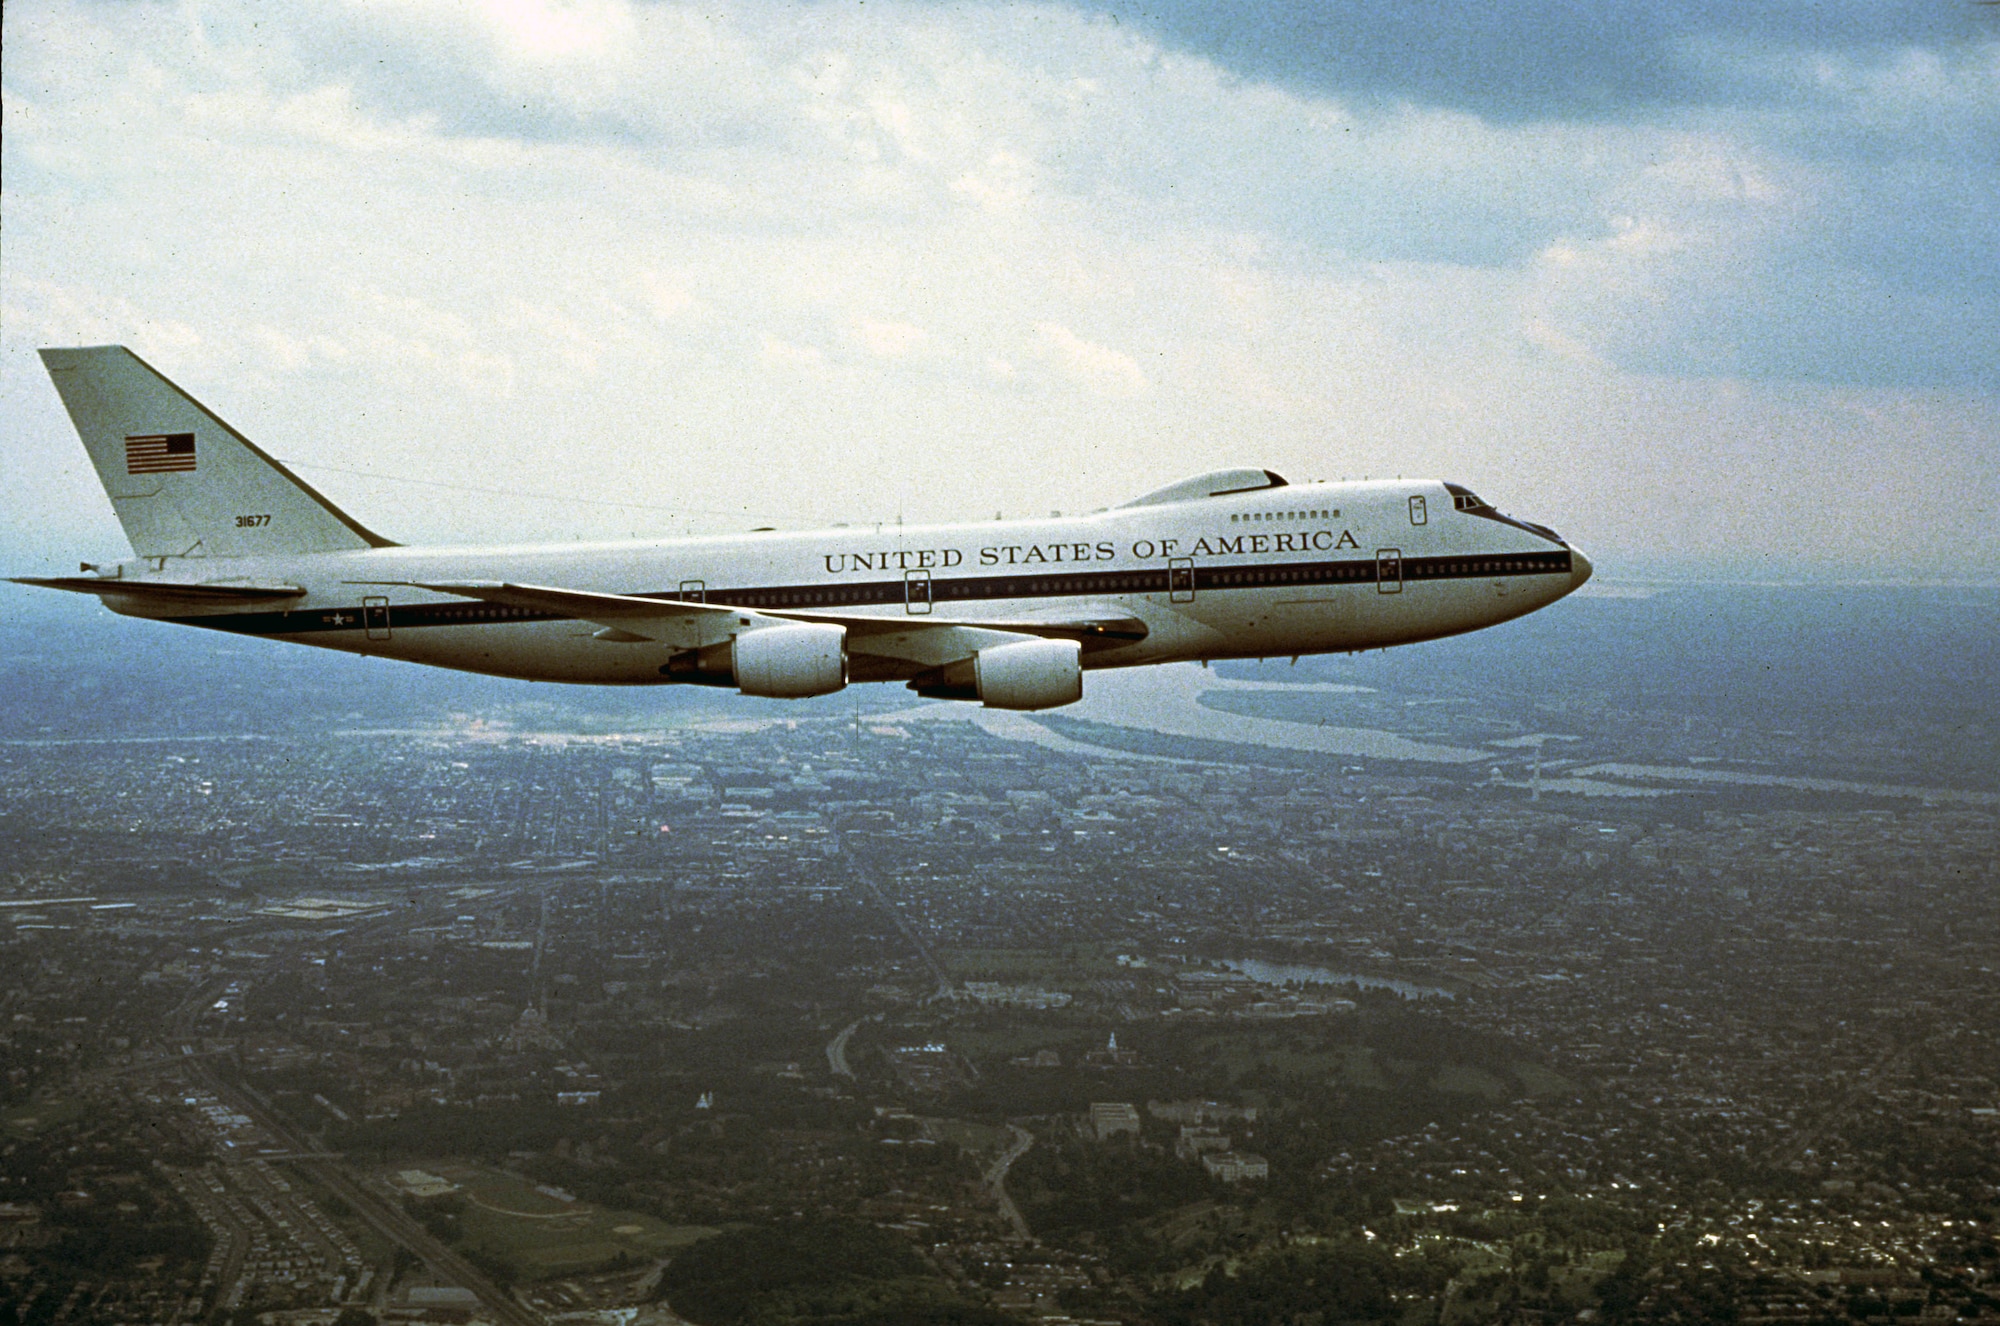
[102,478,1589,690]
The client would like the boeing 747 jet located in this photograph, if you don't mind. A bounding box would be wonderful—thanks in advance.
[18,346,1591,710]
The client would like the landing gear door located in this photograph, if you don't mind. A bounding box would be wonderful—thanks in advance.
[905,570,933,615]
[1168,558,1195,603]
[362,595,392,640]
[1375,549,1403,595]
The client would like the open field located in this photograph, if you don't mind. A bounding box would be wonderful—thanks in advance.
[1,1096,87,1137]
[424,1164,719,1280]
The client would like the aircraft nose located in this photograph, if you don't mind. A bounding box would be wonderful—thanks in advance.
[1569,547,1594,590]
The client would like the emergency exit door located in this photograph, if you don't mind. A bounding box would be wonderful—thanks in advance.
[1376,549,1403,594]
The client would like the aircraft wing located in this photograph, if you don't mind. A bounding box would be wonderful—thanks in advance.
[390,581,758,649]
[394,580,1146,663]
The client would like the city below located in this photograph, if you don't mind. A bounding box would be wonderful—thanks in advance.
[0,582,1994,1326]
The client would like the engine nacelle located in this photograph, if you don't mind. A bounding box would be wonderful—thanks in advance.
[732,624,848,699]
[974,638,1083,711]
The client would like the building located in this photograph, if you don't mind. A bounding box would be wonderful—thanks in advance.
[1175,1126,1232,1159]
[1084,1031,1141,1068]
[1149,1099,1259,1126]
[960,981,1072,1010]
[1202,1151,1270,1183]
[1089,1102,1141,1141]
[389,1171,459,1200]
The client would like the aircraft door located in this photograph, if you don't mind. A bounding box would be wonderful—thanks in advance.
[1376,549,1403,595]
[904,570,933,614]
[1168,557,1195,603]
[362,595,392,640]
[679,579,705,603]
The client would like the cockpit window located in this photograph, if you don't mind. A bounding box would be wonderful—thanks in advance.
[1443,482,1490,512]
[1443,480,1565,546]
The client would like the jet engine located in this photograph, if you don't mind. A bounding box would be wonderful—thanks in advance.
[974,638,1082,710]
[732,623,848,698]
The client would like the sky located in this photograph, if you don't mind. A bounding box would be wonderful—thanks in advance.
[3,0,1996,580]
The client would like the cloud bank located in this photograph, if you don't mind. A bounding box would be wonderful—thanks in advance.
[3,0,1994,578]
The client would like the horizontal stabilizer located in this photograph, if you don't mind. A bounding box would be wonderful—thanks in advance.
[12,575,307,601]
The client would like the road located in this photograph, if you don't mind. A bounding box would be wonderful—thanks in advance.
[184,1056,544,1326]
[154,925,545,1326]
[826,1017,864,1079]
[848,858,956,1000]
[984,1125,1035,1242]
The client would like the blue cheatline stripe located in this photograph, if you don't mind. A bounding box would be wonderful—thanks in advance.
[164,549,1573,636]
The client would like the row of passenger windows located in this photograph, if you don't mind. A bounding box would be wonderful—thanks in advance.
[1210,565,1371,585]
[736,588,882,607]
[395,555,1566,625]
[416,604,536,620]
[727,577,1165,608]
[1417,555,1564,577]
[1232,508,1336,523]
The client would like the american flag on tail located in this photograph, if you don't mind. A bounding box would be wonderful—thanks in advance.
[125,433,197,474]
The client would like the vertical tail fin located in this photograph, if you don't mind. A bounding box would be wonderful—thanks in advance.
[38,346,395,559]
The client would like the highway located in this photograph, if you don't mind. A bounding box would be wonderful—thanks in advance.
[848,858,956,1001]
[826,1017,864,1079]
[152,899,547,1326]
[182,1055,545,1326]
[983,1125,1035,1243]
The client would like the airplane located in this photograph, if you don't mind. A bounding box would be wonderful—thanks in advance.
[16,345,1591,710]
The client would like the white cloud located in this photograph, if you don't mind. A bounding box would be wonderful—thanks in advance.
[475,0,638,62]
[1519,135,1825,378]
[1032,322,1150,398]
[760,334,828,372]
[636,269,706,324]
[849,318,928,358]
[949,149,1039,213]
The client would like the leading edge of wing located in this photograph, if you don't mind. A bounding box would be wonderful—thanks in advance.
[367,580,1147,652]
[357,580,747,650]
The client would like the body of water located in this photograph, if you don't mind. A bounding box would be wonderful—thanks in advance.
[1221,958,1454,1001]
